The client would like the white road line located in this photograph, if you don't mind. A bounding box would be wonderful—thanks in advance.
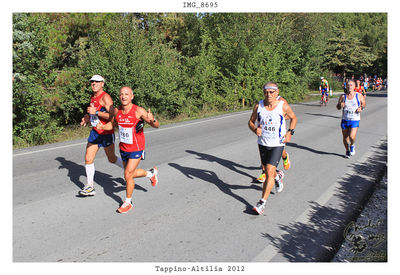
[251,136,387,262]
[13,111,251,157]
[13,142,88,157]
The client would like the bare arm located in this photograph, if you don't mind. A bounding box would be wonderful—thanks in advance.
[80,114,90,126]
[282,102,297,143]
[137,107,160,128]
[87,94,114,121]
[336,95,345,110]
[95,107,118,131]
[248,103,261,136]
[356,95,366,113]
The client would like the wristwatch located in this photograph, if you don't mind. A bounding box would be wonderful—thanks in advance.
[288,129,295,135]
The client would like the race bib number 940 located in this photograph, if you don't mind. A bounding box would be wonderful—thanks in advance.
[119,126,133,144]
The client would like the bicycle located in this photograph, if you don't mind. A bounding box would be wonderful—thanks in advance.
[320,91,328,106]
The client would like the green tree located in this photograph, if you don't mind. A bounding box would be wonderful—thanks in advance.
[82,14,185,118]
[324,25,377,75]
[13,13,61,146]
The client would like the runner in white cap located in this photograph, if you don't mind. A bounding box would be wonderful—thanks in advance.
[79,74,124,196]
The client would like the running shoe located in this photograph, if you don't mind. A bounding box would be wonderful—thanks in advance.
[257,173,266,183]
[78,185,96,196]
[345,151,351,158]
[253,200,266,215]
[117,201,133,213]
[282,152,291,170]
[149,167,158,186]
[275,170,285,193]
[350,145,356,156]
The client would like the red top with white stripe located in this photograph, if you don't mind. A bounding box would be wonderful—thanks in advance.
[115,104,145,152]
[90,91,114,135]
[354,87,363,94]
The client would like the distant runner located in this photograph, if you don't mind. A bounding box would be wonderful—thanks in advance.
[336,80,366,158]
[355,79,366,98]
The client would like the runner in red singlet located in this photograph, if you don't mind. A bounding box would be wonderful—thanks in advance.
[79,75,124,196]
[355,79,366,98]
[96,86,160,213]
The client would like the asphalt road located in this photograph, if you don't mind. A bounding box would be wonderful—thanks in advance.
[13,90,387,262]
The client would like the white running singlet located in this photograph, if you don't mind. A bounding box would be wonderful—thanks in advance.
[342,93,361,121]
[257,100,286,147]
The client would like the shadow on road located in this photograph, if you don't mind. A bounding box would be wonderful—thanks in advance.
[186,150,260,182]
[286,143,346,158]
[261,138,387,262]
[168,162,261,213]
[293,102,322,107]
[304,113,342,119]
[55,157,147,205]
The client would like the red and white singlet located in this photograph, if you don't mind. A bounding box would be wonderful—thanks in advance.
[90,91,114,135]
[354,87,363,94]
[115,104,145,152]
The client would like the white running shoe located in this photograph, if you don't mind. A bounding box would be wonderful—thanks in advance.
[275,170,284,193]
[78,184,96,196]
[149,167,158,186]
[350,145,356,156]
[253,200,266,215]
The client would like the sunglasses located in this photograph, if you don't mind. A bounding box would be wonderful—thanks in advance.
[263,90,277,94]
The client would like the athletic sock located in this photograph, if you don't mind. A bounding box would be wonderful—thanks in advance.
[261,199,266,203]
[85,163,95,186]
[114,157,124,168]
[146,170,153,178]
[125,197,132,204]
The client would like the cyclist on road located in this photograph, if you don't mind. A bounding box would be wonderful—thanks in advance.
[79,75,124,197]
[95,86,160,213]
[319,77,330,106]
[249,82,297,215]
[336,80,366,158]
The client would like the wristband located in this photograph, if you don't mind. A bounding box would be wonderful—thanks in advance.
[95,111,99,115]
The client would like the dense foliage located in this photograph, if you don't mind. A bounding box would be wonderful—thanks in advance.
[12,13,387,147]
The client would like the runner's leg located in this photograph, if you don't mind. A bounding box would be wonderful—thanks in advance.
[261,164,276,201]
[124,158,142,199]
[349,127,358,145]
[104,143,124,168]
[85,143,99,186]
[342,128,350,151]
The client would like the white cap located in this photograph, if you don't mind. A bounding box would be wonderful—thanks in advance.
[89,74,105,82]
[320,76,324,79]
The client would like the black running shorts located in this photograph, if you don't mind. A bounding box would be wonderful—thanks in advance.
[258,144,284,167]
